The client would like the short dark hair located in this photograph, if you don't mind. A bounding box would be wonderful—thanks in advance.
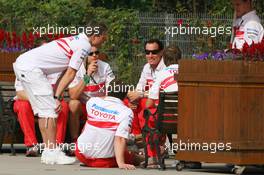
[144,39,164,51]
[86,21,108,37]
[107,80,128,100]
[163,45,182,66]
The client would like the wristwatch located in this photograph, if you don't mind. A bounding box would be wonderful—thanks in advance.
[54,95,62,101]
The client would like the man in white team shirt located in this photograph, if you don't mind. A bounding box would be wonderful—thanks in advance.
[231,0,264,49]
[68,46,115,143]
[137,45,181,167]
[75,81,138,170]
[144,46,201,168]
[146,46,180,108]
[125,39,166,136]
[13,21,108,165]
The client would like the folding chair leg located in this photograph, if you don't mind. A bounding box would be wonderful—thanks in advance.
[10,143,15,156]
[10,118,17,156]
[142,133,148,168]
[167,133,173,148]
[155,138,165,170]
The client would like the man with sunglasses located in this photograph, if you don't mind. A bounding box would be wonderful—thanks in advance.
[13,21,108,165]
[68,46,115,144]
[126,39,166,137]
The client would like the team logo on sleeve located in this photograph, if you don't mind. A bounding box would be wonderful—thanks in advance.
[80,49,89,60]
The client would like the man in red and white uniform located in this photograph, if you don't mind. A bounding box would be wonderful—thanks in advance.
[75,82,137,170]
[13,22,108,165]
[142,45,181,166]
[126,39,166,136]
[68,46,115,142]
[231,0,264,49]
[13,73,68,156]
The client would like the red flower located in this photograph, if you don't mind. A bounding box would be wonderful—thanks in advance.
[207,21,212,27]
[177,19,183,26]
[12,31,17,48]
[16,35,21,49]
[22,32,28,49]
[241,40,264,61]
[34,32,40,39]
[53,33,60,40]
[248,41,256,61]
[47,33,53,40]
[242,42,249,60]
[59,33,64,39]
[5,31,11,48]
[28,32,35,48]
[0,29,5,48]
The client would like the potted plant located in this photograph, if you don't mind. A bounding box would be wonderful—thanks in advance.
[176,40,264,167]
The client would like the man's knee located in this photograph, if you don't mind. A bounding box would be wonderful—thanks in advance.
[69,99,82,114]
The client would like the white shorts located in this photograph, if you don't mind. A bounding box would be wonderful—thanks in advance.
[13,63,58,118]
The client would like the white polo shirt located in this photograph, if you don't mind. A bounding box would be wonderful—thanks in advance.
[232,10,264,49]
[77,96,133,158]
[149,64,178,100]
[68,60,115,103]
[15,33,91,75]
[136,58,166,92]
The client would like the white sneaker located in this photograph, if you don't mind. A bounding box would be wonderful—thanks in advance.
[41,148,76,165]
[41,148,48,164]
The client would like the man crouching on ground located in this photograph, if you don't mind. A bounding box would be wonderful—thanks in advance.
[75,81,142,170]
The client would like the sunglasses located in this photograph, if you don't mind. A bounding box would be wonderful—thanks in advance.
[145,49,160,55]
[88,51,100,56]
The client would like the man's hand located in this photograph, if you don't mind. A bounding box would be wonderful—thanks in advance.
[55,99,62,113]
[118,163,136,170]
[87,60,98,76]
[127,91,141,102]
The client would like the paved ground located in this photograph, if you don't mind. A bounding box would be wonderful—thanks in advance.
[1,153,264,175]
[1,145,264,175]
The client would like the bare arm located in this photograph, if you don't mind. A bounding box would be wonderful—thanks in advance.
[69,81,86,100]
[69,60,98,100]
[16,90,29,101]
[114,136,136,170]
[55,67,77,98]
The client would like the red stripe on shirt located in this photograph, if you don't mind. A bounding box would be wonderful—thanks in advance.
[56,42,72,59]
[161,76,177,89]
[86,119,119,131]
[145,79,153,91]
[235,30,244,37]
[83,82,105,92]
[56,38,73,58]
